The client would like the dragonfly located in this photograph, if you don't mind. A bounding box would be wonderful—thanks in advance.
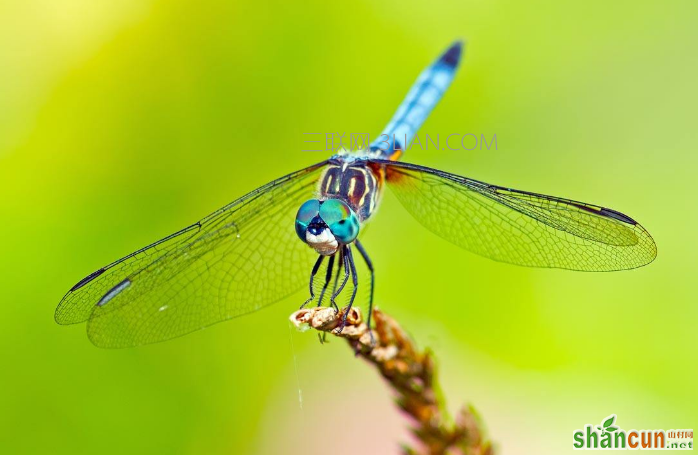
[56,41,656,348]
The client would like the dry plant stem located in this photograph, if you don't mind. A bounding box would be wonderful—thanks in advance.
[290,307,494,455]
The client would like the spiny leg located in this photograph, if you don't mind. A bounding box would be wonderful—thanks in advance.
[354,239,375,344]
[316,253,335,307]
[329,251,344,311]
[330,246,350,314]
[317,253,336,346]
[300,254,324,308]
[335,245,358,334]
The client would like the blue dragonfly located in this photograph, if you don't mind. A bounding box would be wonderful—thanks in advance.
[56,41,656,347]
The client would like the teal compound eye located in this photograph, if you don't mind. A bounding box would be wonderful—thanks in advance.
[295,199,320,242]
[319,199,360,244]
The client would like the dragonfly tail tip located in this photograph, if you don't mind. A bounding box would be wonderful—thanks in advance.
[440,40,465,68]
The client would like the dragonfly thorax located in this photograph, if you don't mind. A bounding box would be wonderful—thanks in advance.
[319,158,383,221]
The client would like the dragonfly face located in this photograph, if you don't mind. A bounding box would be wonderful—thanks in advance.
[295,198,360,255]
[56,40,656,348]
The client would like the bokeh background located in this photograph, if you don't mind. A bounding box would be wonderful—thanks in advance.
[1,0,696,453]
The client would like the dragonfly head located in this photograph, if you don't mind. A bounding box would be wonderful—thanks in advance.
[295,199,360,255]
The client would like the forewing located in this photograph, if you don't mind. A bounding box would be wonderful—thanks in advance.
[56,161,328,347]
[374,160,656,271]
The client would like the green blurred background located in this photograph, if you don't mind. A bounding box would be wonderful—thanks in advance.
[1,0,696,453]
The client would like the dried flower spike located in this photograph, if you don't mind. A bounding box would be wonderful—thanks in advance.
[290,307,495,455]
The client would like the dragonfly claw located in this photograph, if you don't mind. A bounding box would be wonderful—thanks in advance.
[368,331,376,348]
[300,296,314,309]
[332,305,351,334]
[333,322,346,335]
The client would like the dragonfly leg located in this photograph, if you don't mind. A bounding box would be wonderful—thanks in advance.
[354,239,375,345]
[316,253,335,307]
[329,251,344,312]
[335,245,358,334]
[330,246,351,314]
[300,255,324,309]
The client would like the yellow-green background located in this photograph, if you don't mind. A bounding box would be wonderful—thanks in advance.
[1,1,695,454]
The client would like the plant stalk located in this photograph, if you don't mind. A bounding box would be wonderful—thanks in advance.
[290,306,494,455]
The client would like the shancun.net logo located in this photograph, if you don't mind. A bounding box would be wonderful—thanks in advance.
[573,414,693,450]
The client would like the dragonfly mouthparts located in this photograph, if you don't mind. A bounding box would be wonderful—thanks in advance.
[305,227,339,256]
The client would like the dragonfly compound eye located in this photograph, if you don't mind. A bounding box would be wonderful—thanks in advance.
[295,199,321,242]
[319,199,360,244]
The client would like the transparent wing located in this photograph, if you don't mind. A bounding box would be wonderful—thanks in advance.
[56,161,329,347]
[372,160,656,271]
